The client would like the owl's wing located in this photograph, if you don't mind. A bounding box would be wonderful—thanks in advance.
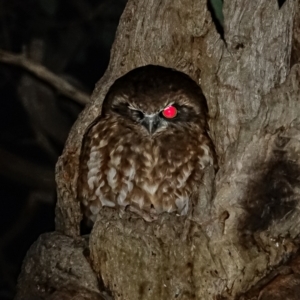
[78,117,116,219]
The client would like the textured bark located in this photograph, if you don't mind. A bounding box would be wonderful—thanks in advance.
[17,0,300,299]
[15,232,109,300]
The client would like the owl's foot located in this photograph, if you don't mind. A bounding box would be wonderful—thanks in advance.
[128,206,158,222]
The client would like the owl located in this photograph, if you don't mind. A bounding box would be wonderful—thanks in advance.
[78,65,214,222]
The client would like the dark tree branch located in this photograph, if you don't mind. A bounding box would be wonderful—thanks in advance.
[0,49,90,105]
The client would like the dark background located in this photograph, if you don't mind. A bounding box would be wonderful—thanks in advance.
[0,1,126,298]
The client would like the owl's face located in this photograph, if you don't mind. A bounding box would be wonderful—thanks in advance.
[101,65,207,138]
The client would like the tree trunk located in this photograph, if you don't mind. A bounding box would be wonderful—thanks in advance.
[16,0,300,299]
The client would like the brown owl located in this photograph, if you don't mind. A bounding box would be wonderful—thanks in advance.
[78,65,214,222]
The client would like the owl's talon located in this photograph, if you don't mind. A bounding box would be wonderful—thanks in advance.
[128,206,158,222]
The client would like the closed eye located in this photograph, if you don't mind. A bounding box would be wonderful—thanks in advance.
[112,102,144,121]
[129,107,144,121]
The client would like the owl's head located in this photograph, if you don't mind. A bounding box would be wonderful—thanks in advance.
[102,65,208,136]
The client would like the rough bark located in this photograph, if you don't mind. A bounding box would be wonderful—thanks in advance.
[15,232,110,300]
[17,0,300,299]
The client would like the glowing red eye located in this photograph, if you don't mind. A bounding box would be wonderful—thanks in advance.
[162,105,177,119]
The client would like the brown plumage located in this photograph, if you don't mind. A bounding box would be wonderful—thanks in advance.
[78,65,214,222]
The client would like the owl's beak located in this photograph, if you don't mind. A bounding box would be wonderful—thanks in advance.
[142,114,161,135]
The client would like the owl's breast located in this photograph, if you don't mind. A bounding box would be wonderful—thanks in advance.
[79,120,213,220]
